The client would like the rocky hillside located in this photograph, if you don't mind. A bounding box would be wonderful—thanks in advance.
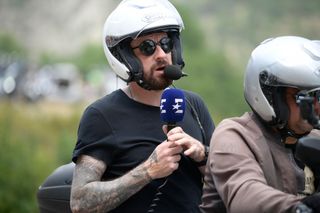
[0,0,118,57]
[1,0,319,66]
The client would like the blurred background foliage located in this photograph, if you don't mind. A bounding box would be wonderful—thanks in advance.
[0,0,319,212]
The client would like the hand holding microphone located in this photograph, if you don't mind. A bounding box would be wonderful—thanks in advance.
[160,87,207,165]
[143,88,186,179]
[145,140,183,179]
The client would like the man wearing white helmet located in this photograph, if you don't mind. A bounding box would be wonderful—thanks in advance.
[201,36,320,213]
[70,0,214,212]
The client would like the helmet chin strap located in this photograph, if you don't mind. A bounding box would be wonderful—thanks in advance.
[136,78,172,91]
[137,79,153,90]
[279,126,310,142]
[135,66,179,90]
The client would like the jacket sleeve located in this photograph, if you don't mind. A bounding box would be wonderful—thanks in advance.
[209,119,301,213]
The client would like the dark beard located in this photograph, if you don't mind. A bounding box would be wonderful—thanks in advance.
[138,60,173,90]
[142,73,172,90]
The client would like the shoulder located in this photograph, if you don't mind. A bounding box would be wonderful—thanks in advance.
[182,89,207,109]
[79,89,126,123]
[218,112,262,132]
[183,89,203,101]
[90,89,124,109]
[84,89,127,114]
[212,112,266,149]
[213,113,261,142]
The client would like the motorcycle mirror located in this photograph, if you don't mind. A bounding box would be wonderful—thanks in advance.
[295,136,320,169]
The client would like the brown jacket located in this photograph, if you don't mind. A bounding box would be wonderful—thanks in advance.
[201,112,307,213]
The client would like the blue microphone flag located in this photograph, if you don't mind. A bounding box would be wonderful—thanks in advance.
[160,88,186,123]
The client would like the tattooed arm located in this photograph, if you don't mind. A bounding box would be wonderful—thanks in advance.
[70,140,183,213]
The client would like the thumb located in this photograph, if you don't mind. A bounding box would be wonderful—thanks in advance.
[162,125,168,134]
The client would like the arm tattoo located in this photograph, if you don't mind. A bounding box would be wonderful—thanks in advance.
[70,155,153,213]
[149,151,158,163]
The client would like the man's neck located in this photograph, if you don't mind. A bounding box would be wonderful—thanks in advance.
[284,136,298,144]
[124,83,163,107]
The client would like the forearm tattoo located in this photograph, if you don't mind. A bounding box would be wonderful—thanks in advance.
[71,156,153,213]
[149,150,158,163]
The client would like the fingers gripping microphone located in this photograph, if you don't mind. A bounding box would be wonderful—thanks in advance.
[163,65,188,80]
[160,88,186,131]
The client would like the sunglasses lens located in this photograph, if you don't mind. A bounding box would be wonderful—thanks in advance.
[299,90,320,104]
[139,40,156,56]
[137,37,173,56]
[159,37,173,53]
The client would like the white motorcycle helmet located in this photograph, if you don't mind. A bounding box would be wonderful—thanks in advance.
[244,36,320,128]
[103,0,185,87]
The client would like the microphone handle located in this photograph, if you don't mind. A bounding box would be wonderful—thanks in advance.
[167,122,176,132]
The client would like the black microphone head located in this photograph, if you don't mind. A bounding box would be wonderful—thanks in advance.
[164,65,187,80]
[160,88,186,124]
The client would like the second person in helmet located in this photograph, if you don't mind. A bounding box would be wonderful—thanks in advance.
[70,0,215,212]
[201,36,320,213]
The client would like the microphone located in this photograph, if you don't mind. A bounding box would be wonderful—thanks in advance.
[160,88,186,131]
[163,65,188,80]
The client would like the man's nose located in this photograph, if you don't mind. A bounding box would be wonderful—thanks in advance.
[154,45,167,58]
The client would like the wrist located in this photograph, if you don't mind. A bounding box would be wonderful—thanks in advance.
[194,145,209,167]
[143,159,155,181]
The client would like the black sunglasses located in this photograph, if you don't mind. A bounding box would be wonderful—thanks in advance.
[132,37,173,56]
[296,90,320,104]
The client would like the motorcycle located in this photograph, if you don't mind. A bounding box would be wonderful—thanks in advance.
[36,137,320,213]
[37,162,74,213]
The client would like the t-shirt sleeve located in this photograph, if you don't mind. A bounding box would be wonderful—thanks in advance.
[72,106,115,165]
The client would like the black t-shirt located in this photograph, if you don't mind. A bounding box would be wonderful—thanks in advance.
[72,89,214,213]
